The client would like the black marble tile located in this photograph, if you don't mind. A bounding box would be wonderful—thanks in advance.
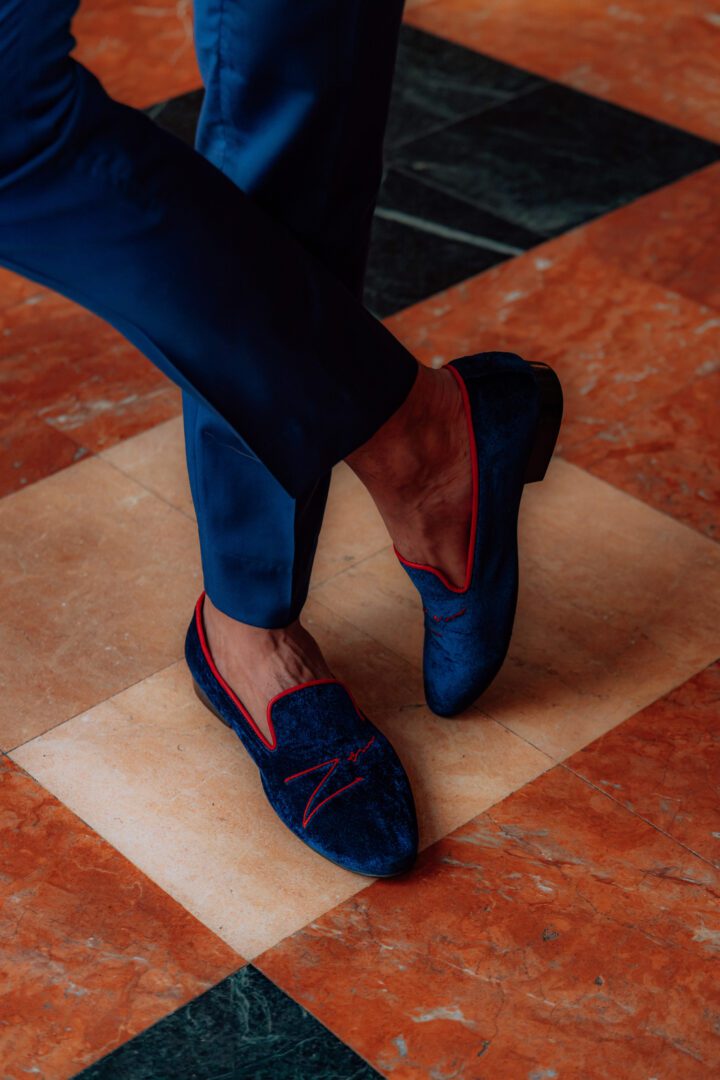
[364,168,543,316]
[72,966,379,1080]
[384,24,544,150]
[146,26,543,155]
[390,81,720,236]
[144,33,720,320]
[146,89,204,147]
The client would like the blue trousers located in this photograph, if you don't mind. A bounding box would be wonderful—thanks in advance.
[0,0,417,626]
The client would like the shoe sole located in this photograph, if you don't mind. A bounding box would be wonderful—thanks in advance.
[193,678,234,727]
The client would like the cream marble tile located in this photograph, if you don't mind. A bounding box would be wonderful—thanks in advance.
[305,598,552,849]
[311,545,424,664]
[101,416,194,517]
[310,463,390,587]
[0,456,202,749]
[313,458,720,760]
[11,599,551,959]
[8,450,720,958]
[102,418,390,586]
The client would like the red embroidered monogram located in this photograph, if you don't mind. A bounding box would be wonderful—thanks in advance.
[423,606,467,637]
[347,736,375,763]
[284,736,376,828]
[424,606,467,624]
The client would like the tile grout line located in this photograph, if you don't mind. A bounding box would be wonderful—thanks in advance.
[3,31,718,513]
[11,321,719,556]
[144,38,548,156]
[247,734,720,1064]
[245,699,720,1065]
[554,456,720,549]
[373,205,525,255]
[5,456,718,766]
[316,456,720,682]
[391,157,550,235]
[98,448,197,524]
[384,75,548,154]
[5,24,719,1080]
[309,539,393,592]
[559,758,720,876]
[402,10,720,145]
[244,961,391,1078]
[5,24,719,906]
[111,660,719,1046]
[5,657,186,756]
[7,572,719,978]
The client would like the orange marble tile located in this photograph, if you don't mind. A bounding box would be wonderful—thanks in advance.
[42,377,181,456]
[568,368,720,540]
[387,230,720,455]
[567,663,720,868]
[0,285,98,422]
[258,764,720,1078]
[0,414,90,497]
[314,459,720,761]
[73,0,201,109]
[0,272,181,457]
[101,416,195,517]
[0,265,45,311]
[11,603,550,959]
[552,168,720,538]
[386,229,720,535]
[0,754,240,1080]
[406,0,720,142]
[577,163,720,313]
[0,455,201,749]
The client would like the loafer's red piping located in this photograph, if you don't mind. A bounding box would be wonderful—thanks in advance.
[393,364,479,595]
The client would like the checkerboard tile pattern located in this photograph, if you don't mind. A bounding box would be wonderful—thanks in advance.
[2,4,719,1077]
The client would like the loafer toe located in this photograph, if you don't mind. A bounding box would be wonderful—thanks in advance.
[186,593,418,877]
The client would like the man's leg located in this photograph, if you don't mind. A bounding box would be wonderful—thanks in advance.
[1,0,475,737]
[0,0,418,503]
[180,0,408,727]
[183,0,407,631]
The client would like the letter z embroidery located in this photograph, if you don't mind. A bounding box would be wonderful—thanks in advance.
[423,606,467,638]
[284,736,376,828]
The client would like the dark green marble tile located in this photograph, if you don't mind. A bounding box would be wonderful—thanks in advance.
[365,167,544,316]
[145,30,720,321]
[384,24,543,150]
[391,81,720,235]
[145,25,543,154]
[72,966,379,1080]
[146,89,204,148]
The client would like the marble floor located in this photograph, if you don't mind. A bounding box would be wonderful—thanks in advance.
[1,3,719,1078]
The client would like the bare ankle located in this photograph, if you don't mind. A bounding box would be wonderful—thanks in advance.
[200,595,334,739]
[347,365,458,493]
[346,363,471,588]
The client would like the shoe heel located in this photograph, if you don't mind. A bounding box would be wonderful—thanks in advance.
[524,361,564,484]
[192,679,233,729]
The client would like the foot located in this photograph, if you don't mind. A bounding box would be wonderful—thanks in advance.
[347,364,472,589]
[185,594,419,876]
[201,594,334,742]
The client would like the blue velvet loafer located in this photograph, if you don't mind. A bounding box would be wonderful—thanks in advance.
[185,592,418,876]
[396,351,563,718]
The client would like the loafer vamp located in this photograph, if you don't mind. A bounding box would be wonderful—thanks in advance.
[260,682,418,876]
[398,351,561,716]
[186,602,418,877]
